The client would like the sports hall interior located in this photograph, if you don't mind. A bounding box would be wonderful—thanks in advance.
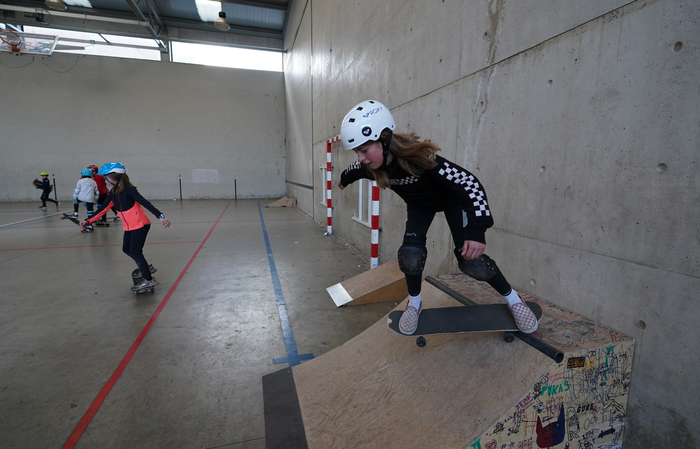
[0,1,698,448]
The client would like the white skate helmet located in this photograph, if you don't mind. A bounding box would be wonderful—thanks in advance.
[340,100,396,151]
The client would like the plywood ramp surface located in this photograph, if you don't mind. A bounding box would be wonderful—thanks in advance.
[327,259,408,307]
[292,281,554,448]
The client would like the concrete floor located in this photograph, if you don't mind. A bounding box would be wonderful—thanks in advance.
[0,200,396,449]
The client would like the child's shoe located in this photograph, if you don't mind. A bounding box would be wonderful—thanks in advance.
[508,299,538,333]
[131,277,158,291]
[399,301,423,335]
[39,206,47,209]
[73,212,79,217]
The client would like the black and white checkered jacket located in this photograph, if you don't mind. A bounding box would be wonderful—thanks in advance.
[340,155,494,243]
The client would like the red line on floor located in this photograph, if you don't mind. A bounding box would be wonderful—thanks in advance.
[0,241,202,251]
[61,202,231,449]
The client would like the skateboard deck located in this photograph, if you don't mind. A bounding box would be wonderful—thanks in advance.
[388,301,542,346]
[60,213,93,232]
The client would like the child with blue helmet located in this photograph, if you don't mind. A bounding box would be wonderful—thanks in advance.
[72,168,98,221]
[81,162,171,292]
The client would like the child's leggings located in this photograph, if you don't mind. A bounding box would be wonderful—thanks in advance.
[123,225,152,280]
[41,191,58,206]
[74,201,94,218]
[400,205,511,297]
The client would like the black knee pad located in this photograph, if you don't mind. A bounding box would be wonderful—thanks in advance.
[398,245,427,276]
[454,249,499,281]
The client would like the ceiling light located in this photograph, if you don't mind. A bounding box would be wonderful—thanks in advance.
[45,0,67,10]
[214,11,229,31]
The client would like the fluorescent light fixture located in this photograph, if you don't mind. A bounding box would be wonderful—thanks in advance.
[194,0,221,23]
[65,0,93,7]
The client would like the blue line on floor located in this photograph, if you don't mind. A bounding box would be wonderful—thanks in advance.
[257,202,314,367]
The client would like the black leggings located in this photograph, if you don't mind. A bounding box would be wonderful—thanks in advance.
[40,191,58,206]
[402,205,511,296]
[123,225,152,280]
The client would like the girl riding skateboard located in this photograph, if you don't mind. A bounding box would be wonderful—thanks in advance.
[81,162,171,292]
[336,100,538,336]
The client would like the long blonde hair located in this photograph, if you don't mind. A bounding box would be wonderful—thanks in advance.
[367,130,441,189]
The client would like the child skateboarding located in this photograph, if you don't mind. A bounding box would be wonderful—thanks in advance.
[80,162,171,292]
[336,100,538,336]
[72,168,98,220]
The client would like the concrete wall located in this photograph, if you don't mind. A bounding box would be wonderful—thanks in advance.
[0,53,285,201]
[284,0,700,447]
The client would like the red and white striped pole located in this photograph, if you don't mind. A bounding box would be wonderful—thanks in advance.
[325,136,340,235]
[370,180,380,268]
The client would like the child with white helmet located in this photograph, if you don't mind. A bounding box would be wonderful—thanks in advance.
[73,168,98,220]
[337,100,538,336]
[81,162,170,292]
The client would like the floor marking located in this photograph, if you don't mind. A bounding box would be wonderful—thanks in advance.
[61,202,231,449]
[0,241,202,252]
[257,202,314,367]
[0,211,64,228]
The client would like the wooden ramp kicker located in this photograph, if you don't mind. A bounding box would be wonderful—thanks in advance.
[265,275,635,449]
[326,259,408,307]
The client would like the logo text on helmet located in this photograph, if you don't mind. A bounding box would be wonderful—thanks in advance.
[362,106,384,118]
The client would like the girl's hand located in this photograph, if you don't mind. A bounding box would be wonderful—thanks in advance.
[461,240,486,260]
[79,220,89,228]
[337,180,345,190]
[159,217,171,228]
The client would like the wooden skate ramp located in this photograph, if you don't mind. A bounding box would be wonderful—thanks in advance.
[326,259,408,307]
[265,275,635,449]
[285,282,550,448]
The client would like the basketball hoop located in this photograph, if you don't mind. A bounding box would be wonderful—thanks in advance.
[0,29,22,53]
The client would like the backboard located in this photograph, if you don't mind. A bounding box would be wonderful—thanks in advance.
[0,30,58,55]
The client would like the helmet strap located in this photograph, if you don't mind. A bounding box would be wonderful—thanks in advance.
[380,130,393,169]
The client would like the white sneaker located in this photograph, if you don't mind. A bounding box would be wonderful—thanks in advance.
[399,301,423,335]
[508,300,538,333]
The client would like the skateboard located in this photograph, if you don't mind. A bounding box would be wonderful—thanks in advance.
[387,301,543,347]
[131,265,158,295]
[60,213,93,233]
[94,221,110,227]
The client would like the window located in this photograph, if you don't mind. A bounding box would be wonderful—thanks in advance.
[352,179,375,227]
[170,41,282,72]
[22,25,161,61]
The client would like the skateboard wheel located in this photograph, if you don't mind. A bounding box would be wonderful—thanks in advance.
[503,332,515,343]
[416,336,427,347]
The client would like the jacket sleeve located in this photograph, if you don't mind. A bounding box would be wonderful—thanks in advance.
[88,200,113,224]
[127,185,163,218]
[339,160,374,187]
[424,156,494,243]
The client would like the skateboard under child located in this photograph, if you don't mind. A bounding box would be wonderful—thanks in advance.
[387,301,543,347]
[60,213,93,233]
[131,265,158,295]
